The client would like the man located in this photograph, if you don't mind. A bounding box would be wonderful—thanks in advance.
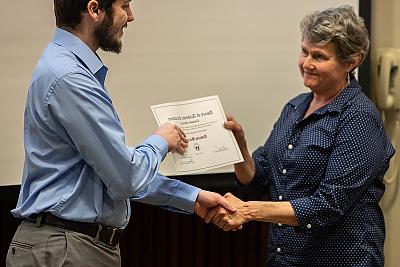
[6,0,234,266]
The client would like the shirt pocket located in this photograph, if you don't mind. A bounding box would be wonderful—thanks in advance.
[293,125,335,186]
[304,125,335,155]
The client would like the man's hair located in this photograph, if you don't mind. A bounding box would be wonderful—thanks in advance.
[54,0,116,29]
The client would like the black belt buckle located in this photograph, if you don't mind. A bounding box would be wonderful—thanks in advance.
[95,224,121,247]
[109,227,117,245]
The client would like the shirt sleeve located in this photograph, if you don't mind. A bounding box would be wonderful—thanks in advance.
[46,71,169,200]
[240,146,270,192]
[130,173,200,214]
[290,111,393,229]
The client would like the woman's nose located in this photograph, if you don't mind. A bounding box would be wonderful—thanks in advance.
[303,56,315,70]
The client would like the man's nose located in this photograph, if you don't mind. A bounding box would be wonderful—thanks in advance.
[127,8,134,22]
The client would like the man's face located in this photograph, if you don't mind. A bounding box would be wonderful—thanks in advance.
[95,0,134,54]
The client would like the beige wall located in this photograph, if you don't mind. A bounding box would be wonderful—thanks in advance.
[371,1,400,266]
[0,3,54,186]
[0,0,399,264]
[371,0,400,47]
[0,0,357,185]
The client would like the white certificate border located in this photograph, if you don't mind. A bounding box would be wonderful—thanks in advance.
[151,95,243,174]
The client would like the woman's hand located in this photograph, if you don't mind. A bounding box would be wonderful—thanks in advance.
[204,193,249,231]
[224,114,247,148]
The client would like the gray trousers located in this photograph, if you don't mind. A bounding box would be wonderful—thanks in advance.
[6,221,121,267]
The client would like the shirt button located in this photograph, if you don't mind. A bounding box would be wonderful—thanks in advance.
[278,223,282,227]
[277,247,282,253]
[307,224,312,229]
[282,169,287,174]
[288,144,293,149]
[278,195,283,200]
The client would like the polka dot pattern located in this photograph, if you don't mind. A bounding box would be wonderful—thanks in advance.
[249,77,394,266]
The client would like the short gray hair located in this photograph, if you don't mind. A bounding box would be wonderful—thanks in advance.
[300,5,370,69]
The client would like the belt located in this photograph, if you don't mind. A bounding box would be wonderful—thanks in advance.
[27,213,122,247]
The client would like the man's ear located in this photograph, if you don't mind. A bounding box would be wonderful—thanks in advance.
[87,0,102,22]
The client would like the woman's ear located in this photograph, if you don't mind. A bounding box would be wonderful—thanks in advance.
[346,53,362,72]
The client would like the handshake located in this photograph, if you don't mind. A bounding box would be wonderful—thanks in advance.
[195,191,249,231]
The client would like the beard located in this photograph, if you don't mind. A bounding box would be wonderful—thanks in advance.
[94,9,122,54]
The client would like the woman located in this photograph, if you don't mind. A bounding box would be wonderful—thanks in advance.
[205,5,394,267]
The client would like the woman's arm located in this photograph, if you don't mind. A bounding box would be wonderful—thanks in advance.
[224,114,255,184]
[205,193,299,231]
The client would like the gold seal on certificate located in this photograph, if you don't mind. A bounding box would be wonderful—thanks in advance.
[151,95,244,174]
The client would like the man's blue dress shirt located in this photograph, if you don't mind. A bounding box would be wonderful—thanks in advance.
[12,28,200,228]
[248,76,394,266]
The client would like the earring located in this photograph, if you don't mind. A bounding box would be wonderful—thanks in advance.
[344,72,350,88]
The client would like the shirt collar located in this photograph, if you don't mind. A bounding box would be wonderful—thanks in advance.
[289,76,362,115]
[52,28,106,79]
[321,76,361,113]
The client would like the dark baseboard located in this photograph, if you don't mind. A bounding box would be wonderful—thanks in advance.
[0,185,20,203]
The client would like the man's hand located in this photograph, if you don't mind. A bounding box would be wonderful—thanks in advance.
[194,190,236,219]
[154,122,188,154]
[204,193,248,231]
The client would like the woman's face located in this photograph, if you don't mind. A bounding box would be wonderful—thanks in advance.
[298,38,349,95]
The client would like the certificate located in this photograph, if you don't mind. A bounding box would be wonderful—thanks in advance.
[151,95,244,174]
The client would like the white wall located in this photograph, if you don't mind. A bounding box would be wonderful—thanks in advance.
[0,0,357,185]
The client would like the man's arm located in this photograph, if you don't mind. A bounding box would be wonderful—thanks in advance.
[48,73,187,200]
[130,173,236,216]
